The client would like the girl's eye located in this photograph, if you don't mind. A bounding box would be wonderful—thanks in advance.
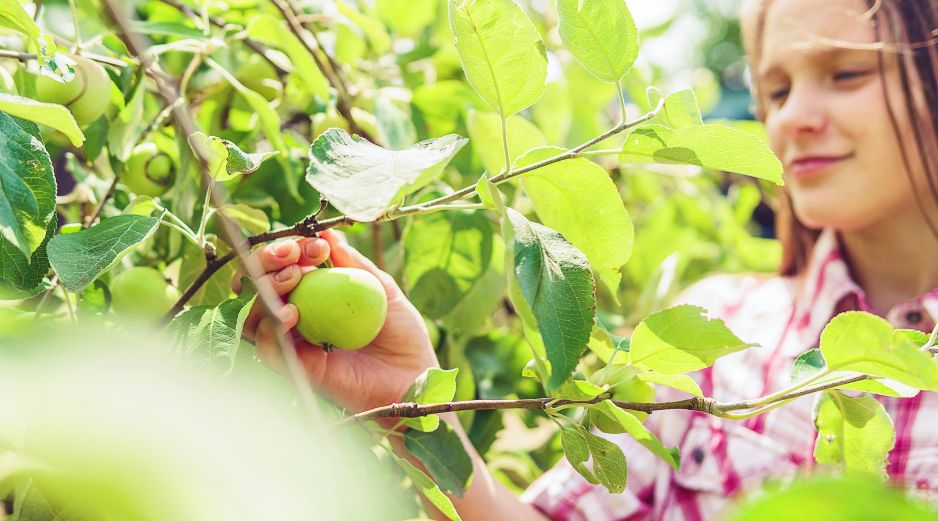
[834,70,872,81]
[768,87,789,102]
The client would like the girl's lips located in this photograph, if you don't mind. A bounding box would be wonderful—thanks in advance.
[788,154,852,180]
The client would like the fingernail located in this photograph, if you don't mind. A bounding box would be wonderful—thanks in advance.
[272,241,292,258]
[274,265,295,282]
[279,304,296,321]
[304,240,321,259]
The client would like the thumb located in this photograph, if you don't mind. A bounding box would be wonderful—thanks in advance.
[320,229,401,295]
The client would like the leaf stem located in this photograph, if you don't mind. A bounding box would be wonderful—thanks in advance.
[499,112,511,176]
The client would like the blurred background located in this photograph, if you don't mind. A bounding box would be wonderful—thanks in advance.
[2,1,875,520]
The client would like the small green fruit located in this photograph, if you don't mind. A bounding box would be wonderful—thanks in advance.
[123,143,176,197]
[35,55,111,126]
[288,267,388,350]
[110,267,180,320]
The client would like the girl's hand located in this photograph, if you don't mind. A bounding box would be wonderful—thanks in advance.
[234,230,439,416]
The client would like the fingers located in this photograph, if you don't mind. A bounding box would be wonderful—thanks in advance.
[242,263,305,336]
[296,237,330,266]
[232,240,302,294]
[253,303,299,370]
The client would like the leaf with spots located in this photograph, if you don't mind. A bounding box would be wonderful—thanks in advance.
[813,390,895,478]
[305,128,467,221]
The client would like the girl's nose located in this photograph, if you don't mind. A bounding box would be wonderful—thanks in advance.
[772,82,829,138]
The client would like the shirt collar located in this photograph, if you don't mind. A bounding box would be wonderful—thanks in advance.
[788,228,938,354]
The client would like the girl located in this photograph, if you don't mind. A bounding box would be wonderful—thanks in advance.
[237,0,938,518]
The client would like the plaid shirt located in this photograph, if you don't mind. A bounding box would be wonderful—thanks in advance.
[522,228,938,521]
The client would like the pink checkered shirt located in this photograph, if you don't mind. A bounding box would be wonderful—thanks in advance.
[522,228,938,521]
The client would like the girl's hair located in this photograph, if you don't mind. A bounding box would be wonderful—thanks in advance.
[741,0,938,276]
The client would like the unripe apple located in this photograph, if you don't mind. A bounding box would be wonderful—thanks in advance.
[110,267,180,320]
[287,267,388,351]
[35,55,111,127]
[122,143,176,197]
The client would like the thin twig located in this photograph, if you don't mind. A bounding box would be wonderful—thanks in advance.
[84,175,120,228]
[0,48,127,69]
[338,395,714,426]
[269,0,375,142]
[100,0,328,431]
[172,98,665,302]
[155,0,289,79]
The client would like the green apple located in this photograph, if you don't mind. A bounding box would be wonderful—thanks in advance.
[110,267,180,320]
[35,55,111,127]
[288,267,388,351]
[123,143,176,197]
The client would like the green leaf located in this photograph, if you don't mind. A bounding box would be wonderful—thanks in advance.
[404,423,474,497]
[0,113,57,259]
[635,371,703,397]
[338,0,391,55]
[207,61,294,192]
[305,128,467,221]
[590,400,680,471]
[130,20,207,39]
[630,304,754,374]
[557,379,606,401]
[171,289,257,373]
[404,209,495,319]
[401,368,459,432]
[441,233,505,336]
[516,146,634,296]
[0,220,54,300]
[620,124,784,184]
[820,311,938,392]
[47,214,162,293]
[661,89,703,129]
[375,96,417,151]
[216,204,270,236]
[467,110,546,175]
[0,93,84,147]
[179,239,236,307]
[393,456,462,521]
[561,424,628,493]
[791,348,826,384]
[0,0,40,39]
[507,209,595,390]
[791,347,918,398]
[556,0,639,82]
[726,475,938,521]
[376,0,438,37]
[188,132,278,182]
[813,391,895,478]
[561,424,597,484]
[245,14,330,100]
[449,0,547,116]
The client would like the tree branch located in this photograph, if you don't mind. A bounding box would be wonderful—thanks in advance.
[170,98,665,305]
[0,48,128,69]
[156,0,289,80]
[340,346,938,426]
[100,0,329,431]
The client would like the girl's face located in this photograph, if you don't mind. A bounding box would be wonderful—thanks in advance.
[757,0,922,231]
